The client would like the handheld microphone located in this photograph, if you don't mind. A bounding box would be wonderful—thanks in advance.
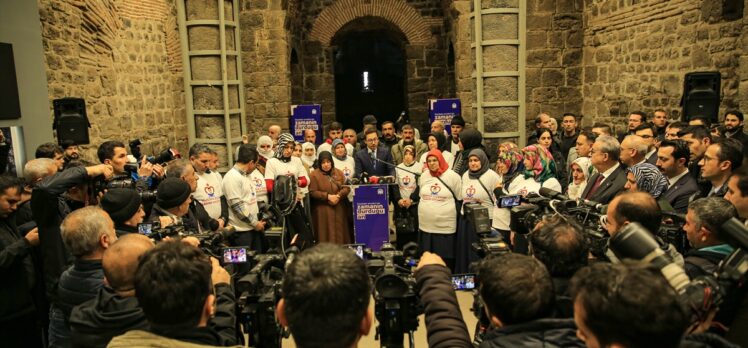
[538,187,570,201]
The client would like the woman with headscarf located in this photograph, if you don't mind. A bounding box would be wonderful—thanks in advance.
[301,142,317,168]
[452,129,483,176]
[507,144,562,195]
[625,162,669,199]
[309,151,352,244]
[492,142,525,238]
[392,145,420,248]
[331,139,355,185]
[567,157,592,200]
[533,127,567,191]
[418,149,462,270]
[265,133,313,247]
[455,148,502,272]
[419,132,454,171]
[256,135,275,173]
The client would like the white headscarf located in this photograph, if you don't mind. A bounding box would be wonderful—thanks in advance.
[257,135,274,159]
[567,157,592,200]
[301,142,316,167]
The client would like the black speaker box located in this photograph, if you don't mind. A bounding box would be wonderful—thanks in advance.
[681,72,721,124]
[53,98,90,145]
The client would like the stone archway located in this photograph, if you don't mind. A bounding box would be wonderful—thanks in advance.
[309,0,431,47]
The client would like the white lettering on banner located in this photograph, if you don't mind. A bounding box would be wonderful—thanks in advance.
[433,113,455,126]
[356,203,386,220]
[294,119,319,136]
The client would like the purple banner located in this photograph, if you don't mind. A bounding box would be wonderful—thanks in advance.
[290,104,321,144]
[353,185,389,252]
[429,98,461,134]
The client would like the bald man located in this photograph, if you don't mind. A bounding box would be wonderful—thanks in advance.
[268,125,282,145]
[431,120,446,135]
[69,233,154,347]
[619,135,648,167]
[17,158,58,225]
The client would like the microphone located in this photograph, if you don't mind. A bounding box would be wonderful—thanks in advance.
[538,187,570,201]
[581,199,607,213]
[372,156,398,168]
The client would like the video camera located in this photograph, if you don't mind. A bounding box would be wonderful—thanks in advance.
[365,242,421,348]
[508,189,609,258]
[236,245,299,348]
[129,138,180,165]
[609,219,748,327]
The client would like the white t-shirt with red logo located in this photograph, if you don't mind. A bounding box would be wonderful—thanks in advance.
[265,157,310,194]
[395,163,419,200]
[461,170,501,219]
[193,171,223,220]
[249,169,268,204]
[418,170,462,234]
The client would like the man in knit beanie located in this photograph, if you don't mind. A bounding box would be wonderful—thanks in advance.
[99,188,144,237]
[148,178,193,231]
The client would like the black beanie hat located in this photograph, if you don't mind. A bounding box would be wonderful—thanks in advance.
[100,188,142,224]
[450,116,466,127]
[156,178,191,210]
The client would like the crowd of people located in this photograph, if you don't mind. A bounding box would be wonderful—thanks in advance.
[4,108,748,347]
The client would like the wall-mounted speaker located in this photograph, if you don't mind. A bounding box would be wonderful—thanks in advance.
[681,72,721,124]
[53,98,90,145]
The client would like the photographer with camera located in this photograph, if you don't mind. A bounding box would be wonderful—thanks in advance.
[605,192,684,265]
[416,252,584,348]
[148,178,194,230]
[683,197,738,278]
[16,158,59,226]
[570,263,695,348]
[97,140,163,191]
[107,241,238,346]
[223,145,266,252]
[276,243,373,348]
[31,161,114,306]
[99,188,145,237]
[529,216,589,318]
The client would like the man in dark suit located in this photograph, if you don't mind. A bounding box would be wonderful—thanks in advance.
[657,140,699,214]
[354,129,395,178]
[634,124,658,165]
[581,135,627,205]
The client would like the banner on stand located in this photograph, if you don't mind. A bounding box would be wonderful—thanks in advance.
[429,98,461,134]
[353,185,389,252]
[290,104,321,144]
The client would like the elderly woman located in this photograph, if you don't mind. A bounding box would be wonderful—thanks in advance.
[256,135,275,173]
[392,145,420,248]
[301,142,316,168]
[419,132,454,171]
[625,162,669,199]
[492,142,524,237]
[331,139,355,184]
[567,157,592,200]
[456,148,502,272]
[418,149,462,270]
[309,151,352,244]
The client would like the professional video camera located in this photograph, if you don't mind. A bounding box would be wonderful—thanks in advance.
[365,242,421,348]
[236,246,299,348]
[137,220,186,242]
[516,188,609,258]
[192,227,236,259]
[609,219,748,327]
[129,138,180,165]
[257,202,283,229]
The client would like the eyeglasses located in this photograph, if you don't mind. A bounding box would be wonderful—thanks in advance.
[366,138,378,143]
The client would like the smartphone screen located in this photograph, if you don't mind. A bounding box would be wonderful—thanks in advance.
[344,243,366,260]
[223,247,249,264]
[499,195,521,208]
[137,223,152,236]
[451,273,477,291]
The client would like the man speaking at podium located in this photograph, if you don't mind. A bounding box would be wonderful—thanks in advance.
[354,129,395,178]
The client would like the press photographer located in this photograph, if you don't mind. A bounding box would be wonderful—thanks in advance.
[99,188,145,237]
[276,243,372,348]
[683,197,737,278]
[31,161,114,304]
[97,140,164,191]
[107,241,238,346]
[415,252,584,348]
[165,159,224,232]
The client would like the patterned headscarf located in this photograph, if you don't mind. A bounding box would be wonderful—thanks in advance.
[496,142,524,182]
[522,145,557,183]
[257,135,274,159]
[627,162,669,198]
[275,133,295,162]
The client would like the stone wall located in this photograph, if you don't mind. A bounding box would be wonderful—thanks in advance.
[526,0,584,128]
[581,0,747,132]
[239,0,293,141]
[38,0,187,161]
[299,0,453,129]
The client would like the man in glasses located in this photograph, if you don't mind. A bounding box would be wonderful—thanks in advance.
[633,124,658,165]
